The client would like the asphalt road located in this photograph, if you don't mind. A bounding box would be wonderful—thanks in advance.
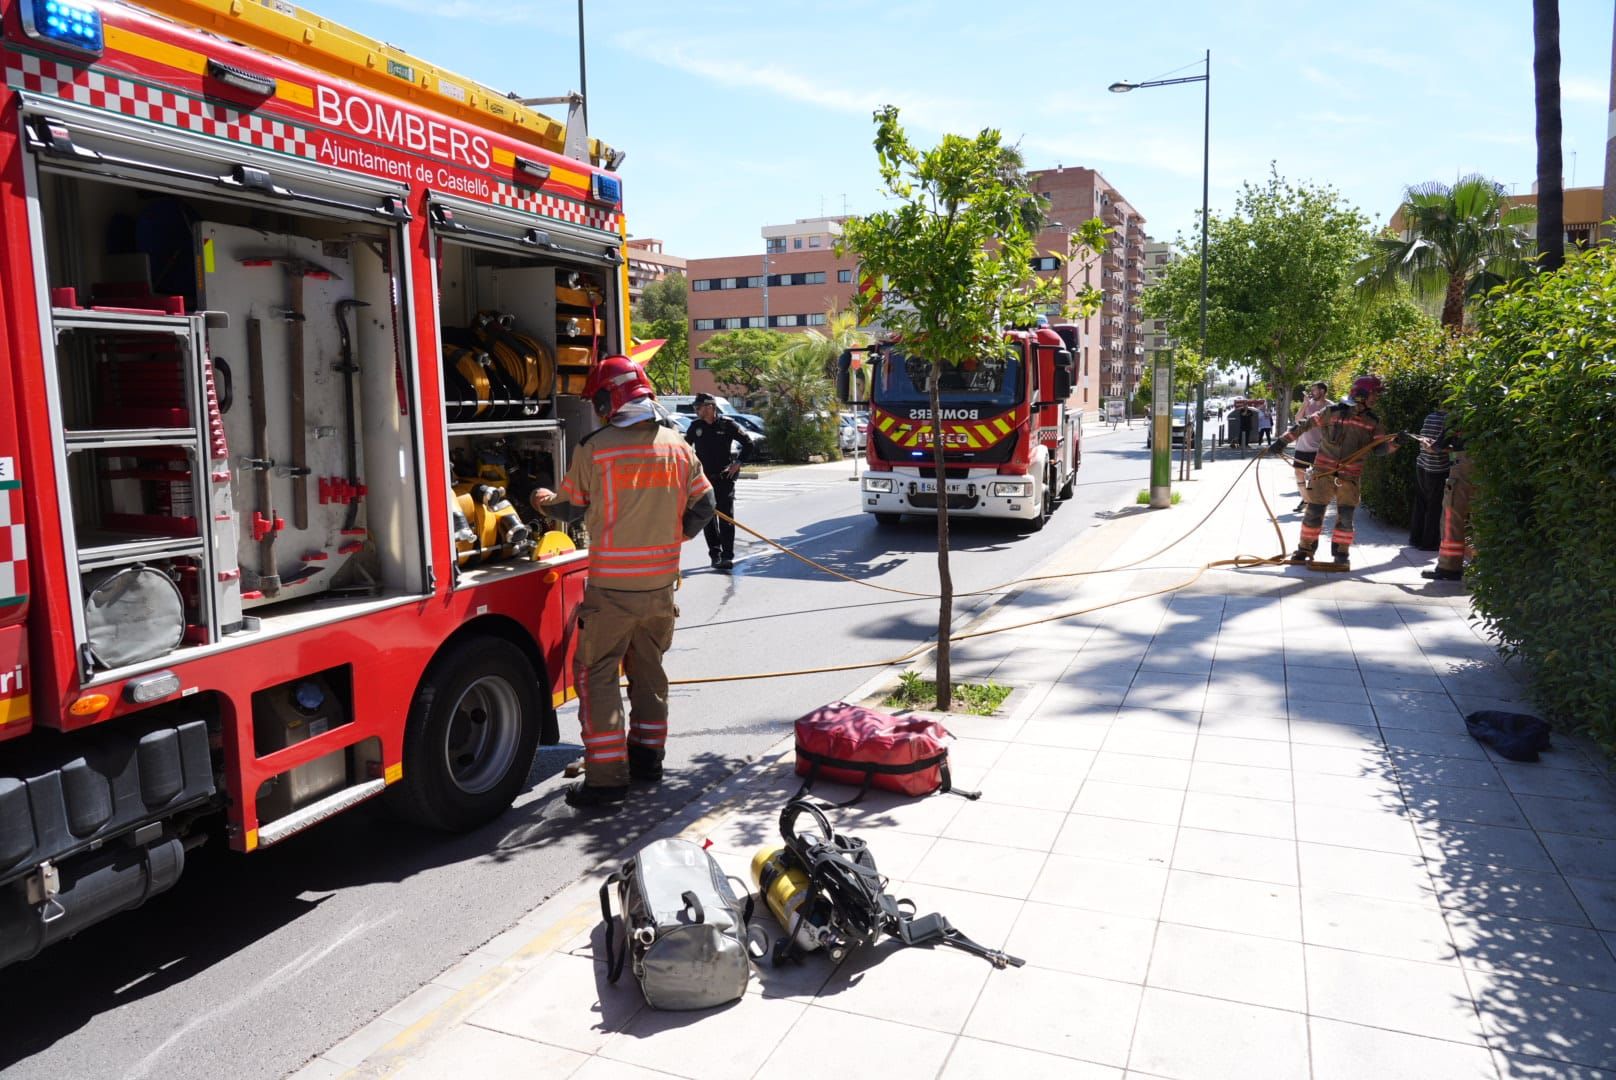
[0,427,1150,1080]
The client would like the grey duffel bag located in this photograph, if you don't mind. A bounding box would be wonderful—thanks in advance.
[599,837,762,1010]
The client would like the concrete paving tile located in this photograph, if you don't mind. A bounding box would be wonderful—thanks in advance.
[1363,671,1452,693]
[1302,889,1457,963]
[1113,706,1203,732]
[1294,770,1405,811]
[1296,802,1423,855]
[1073,779,1186,826]
[1568,877,1616,931]
[1492,1049,1613,1079]
[1469,969,1616,1070]
[1377,707,1473,737]
[1395,753,1507,791]
[1448,912,1616,992]
[1171,827,1298,887]
[964,965,1141,1067]
[1290,719,1386,749]
[1180,790,1295,841]
[1198,707,1291,744]
[940,1037,1124,1079]
[976,765,1085,812]
[1101,727,1199,760]
[570,1058,691,1079]
[1385,730,1494,760]
[1431,862,1593,926]
[1007,900,1158,983]
[393,1026,588,1080]
[1297,842,1438,904]
[1403,779,1530,828]
[815,937,991,1034]
[948,736,1009,772]
[1127,987,1309,1080]
[1124,686,1210,714]
[1141,649,1213,676]
[1187,760,1294,802]
[1516,794,1616,840]
[286,1059,349,1080]
[1283,644,1359,670]
[1044,681,1132,710]
[1028,853,1169,917]
[908,837,1047,899]
[993,742,1099,778]
[380,982,459,1028]
[1419,822,1558,873]
[841,792,966,841]
[599,993,806,1080]
[943,801,1065,852]
[888,879,1025,950]
[1017,718,1111,751]
[1207,670,1288,698]
[1494,763,1616,801]
[1053,813,1178,867]
[760,1007,955,1080]
[1146,921,1306,1010]
[1292,742,1394,777]
[1192,734,1292,770]
[1286,661,1367,686]
[1305,946,1485,1044]
[1543,835,1616,882]
[1086,750,1192,790]
[1289,683,1375,710]
[1309,1017,1497,1080]
[940,712,1027,742]
[469,952,643,1054]
[1208,657,1286,680]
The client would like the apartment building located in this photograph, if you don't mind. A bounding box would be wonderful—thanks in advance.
[1027,166,1149,407]
[686,216,859,395]
[624,238,686,305]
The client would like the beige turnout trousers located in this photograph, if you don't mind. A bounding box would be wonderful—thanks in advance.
[573,583,676,787]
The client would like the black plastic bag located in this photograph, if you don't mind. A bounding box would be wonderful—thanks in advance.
[1464,710,1552,763]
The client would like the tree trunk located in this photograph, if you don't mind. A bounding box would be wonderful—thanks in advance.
[1441,274,1467,329]
[1535,0,1565,271]
[929,362,953,712]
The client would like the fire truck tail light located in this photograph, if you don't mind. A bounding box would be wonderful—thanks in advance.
[125,672,181,705]
[22,0,104,58]
[863,477,894,493]
[68,693,111,717]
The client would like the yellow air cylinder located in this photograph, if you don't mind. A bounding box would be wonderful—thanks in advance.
[751,846,825,955]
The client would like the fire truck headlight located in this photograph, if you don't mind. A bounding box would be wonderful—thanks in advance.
[863,477,894,493]
[992,481,1031,497]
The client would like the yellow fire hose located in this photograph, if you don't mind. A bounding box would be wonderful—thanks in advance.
[658,433,1402,686]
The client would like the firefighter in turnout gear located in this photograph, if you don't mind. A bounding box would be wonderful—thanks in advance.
[684,393,748,570]
[531,356,716,809]
[1422,429,1472,583]
[1270,375,1405,569]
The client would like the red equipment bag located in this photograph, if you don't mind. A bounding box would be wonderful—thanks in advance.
[793,702,981,806]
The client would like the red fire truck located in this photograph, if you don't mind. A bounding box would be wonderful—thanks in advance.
[0,0,631,966]
[847,326,1082,530]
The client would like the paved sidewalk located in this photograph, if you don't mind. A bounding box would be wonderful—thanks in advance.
[300,453,1616,1080]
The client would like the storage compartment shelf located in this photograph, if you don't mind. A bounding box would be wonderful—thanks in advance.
[64,429,199,449]
[52,308,193,333]
[77,533,206,569]
[446,418,564,437]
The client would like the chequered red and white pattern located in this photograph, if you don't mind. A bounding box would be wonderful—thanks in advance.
[6,52,315,158]
[491,181,621,235]
[0,486,26,604]
[7,53,624,235]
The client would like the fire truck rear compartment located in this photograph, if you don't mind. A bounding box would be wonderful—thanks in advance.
[35,167,427,683]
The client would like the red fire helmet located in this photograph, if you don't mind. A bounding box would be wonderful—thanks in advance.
[583,354,654,415]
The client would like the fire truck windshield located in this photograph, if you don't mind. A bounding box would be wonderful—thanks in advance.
[874,348,1022,408]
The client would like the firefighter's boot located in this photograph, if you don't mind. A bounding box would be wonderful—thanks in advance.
[1288,547,1313,565]
[564,780,628,810]
[628,745,664,784]
[1331,544,1351,570]
[1421,567,1464,582]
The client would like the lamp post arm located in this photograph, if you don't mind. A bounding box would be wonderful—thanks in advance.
[1124,74,1207,90]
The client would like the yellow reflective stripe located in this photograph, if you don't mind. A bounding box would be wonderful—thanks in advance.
[0,694,31,727]
[244,829,258,852]
[383,762,403,784]
[877,416,896,433]
[993,417,1012,435]
[109,26,315,107]
[975,424,996,444]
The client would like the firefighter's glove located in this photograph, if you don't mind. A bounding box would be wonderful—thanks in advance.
[1268,439,1290,457]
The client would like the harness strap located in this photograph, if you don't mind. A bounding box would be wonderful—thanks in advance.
[598,867,630,984]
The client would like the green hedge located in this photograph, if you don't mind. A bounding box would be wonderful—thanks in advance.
[1455,243,1616,750]
[1344,327,1467,526]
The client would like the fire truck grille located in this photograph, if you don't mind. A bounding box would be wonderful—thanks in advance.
[907,491,980,511]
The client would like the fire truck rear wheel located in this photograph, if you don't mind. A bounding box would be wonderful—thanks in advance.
[392,637,543,831]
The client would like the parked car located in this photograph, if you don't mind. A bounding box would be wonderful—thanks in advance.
[732,413,771,460]
[1145,404,1196,449]
[837,414,860,452]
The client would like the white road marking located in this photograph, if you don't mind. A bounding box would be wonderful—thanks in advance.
[732,524,854,567]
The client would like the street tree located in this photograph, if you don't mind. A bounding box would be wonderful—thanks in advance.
[1144,170,1367,422]
[697,328,788,402]
[839,105,1103,710]
[1354,175,1535,329]
[631,271,691,393]
[756,351,840,462]
[782,305,869,381]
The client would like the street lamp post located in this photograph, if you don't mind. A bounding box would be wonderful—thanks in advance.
[1109,50,1211,470]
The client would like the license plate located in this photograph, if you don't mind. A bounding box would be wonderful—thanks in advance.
[914,480,936,494]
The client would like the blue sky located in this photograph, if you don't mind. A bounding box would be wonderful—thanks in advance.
[324,0,1612,259]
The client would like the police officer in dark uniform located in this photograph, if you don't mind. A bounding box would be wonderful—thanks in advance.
[684,393,749,569]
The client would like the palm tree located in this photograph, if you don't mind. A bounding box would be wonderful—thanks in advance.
[1355,176,1535,328]
[755,351,838,462]
[781,306,870,381]
[1534,0,1564,272]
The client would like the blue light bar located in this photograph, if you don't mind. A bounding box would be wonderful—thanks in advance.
[591,172,622,207]
[21,0,104,58]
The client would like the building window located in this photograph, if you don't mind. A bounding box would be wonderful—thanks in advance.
[793,238,803,250]
[695,355,709,369]
[720,277,737,290]
[694,318,716,331]
[807,313,826,326]
[838,269,853,283]
[743,316,767,328]
[720,317,742,330]
[766,238,786,254]
[693,279,712,291]
[809,235,822,248]
[770,314,803,327]
[1031,256,1060,272]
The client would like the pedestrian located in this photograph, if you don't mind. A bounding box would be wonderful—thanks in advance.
[1257,400,1273,444]
[1409,405,1450,551]
[1291,382,1330,512]
[684,392,749,570]
[1421,428,1471,582]
[530,355,716,810]
[1271,374,1408,569]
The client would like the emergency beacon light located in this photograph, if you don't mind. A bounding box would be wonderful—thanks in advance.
[591,172,622,207]
[21,0,104,57]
